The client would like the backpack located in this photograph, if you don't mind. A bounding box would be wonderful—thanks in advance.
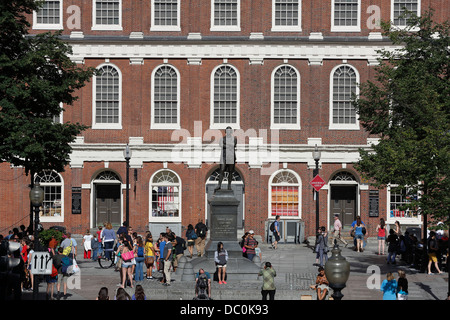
[137,246,144,257]
[270,221,276,232]
[61,256,73,274]
[197,274,208,288]
[62,240,73,256]
[197,223,207,237]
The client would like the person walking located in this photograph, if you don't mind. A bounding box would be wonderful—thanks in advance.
[102,223,116,260]
[258,262,276,300]
[397,270,408,300]
[118,237,134,289]
[351,217,366,252]
[316,226,329,267]
[172,232,186,272]
[271,215,281,250]
[61,232,77,259]
[244,230,258,261]
[380,272,397,300]
[376,218,386,255]
[82,229,93,260]
[194,220,208,257]
[144,234,156,280]
[214,242,228,284]
[162,233,173,286]
[330,214,348,247]
[387,229,399,265]
[134,236,145,282]
[427,231,443,275]
[185,224,197,258]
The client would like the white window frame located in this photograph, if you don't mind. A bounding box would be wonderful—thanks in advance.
[150,0,181,32]
[329,64,360,130]
[92,62,122,130]
[271,0,302,32]
[271,64,301,130]
[151,64,181,130]
[34,170,64,223]
[210,0,241,32]
[390,0,421,30]
[210,64,241,130]
[149,169,182,223]
[91,0,123,31]
[386,184,422,224]
[53,102,64,124]
[33,0,64,30]
[268,169,302,220]
[331,0,361,32]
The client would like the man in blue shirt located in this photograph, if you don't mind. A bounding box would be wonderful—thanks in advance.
[272,216,281,250]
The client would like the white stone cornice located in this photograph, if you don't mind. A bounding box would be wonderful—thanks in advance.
[68,142,370,170]
[68,42,398,62]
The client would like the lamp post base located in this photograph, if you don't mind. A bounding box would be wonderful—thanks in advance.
[330,284,346,300]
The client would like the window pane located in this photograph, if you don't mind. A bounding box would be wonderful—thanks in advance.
[95,66,120,124]
[273,66,298,125]
[274,0,299,27]
[213,66,238,125]
[332,66,357,124]
[36,1,61,24]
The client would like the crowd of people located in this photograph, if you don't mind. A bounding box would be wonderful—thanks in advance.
[1,215,448,301]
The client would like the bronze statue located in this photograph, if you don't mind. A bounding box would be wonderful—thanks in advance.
[215,127,237,191]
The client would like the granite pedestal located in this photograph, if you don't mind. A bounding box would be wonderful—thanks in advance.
[190,189,260,281]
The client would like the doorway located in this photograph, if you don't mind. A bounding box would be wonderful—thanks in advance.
[330,185,357,228]
[94,184,121,227]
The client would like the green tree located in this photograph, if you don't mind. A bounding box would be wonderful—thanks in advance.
[0,0,95,176]
[353,11,450,230]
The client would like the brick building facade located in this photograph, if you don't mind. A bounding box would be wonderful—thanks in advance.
[1,0,445,240]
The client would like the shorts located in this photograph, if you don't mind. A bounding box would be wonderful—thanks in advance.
[355,234,364,240]
[273,232,280,242]
[122,261,133,268]
[377,236,385,240]
[217,264,227,268]
[428,253,437,263]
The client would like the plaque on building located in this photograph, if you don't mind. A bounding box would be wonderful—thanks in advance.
[369,190,379,217]
[72,187,81,214]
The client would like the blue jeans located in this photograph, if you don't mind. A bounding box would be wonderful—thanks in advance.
[104,241,114,260]
[135,257,145,281]
[387,251,397,263]
[247,254,255,262]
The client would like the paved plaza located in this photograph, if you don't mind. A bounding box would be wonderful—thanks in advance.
[21,235,449,301]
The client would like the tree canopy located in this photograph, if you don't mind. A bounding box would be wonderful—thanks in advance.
[0,0,95,176]
[353,11,450,229]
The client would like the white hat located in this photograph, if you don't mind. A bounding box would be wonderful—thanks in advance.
[249,230,254,234]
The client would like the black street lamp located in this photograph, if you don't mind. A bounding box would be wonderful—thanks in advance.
[123,144,132,227]
[29,184,44,300]
[313,145,321,231]
[325,240,350,300]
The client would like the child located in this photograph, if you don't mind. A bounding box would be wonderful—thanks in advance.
[82,229,93,259]
[380,272,397,300]
[397,270,408,300]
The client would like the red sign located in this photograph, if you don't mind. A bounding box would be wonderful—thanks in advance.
[310,175,325,192]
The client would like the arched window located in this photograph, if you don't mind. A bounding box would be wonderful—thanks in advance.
[34,170,64,220]
[93,64,122,129]
[151,65,180,129]
[330,65,359,130]
[271,65,300,129]
[269,170,301,218]
[211,65,240,129]
[149,170,181,221]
